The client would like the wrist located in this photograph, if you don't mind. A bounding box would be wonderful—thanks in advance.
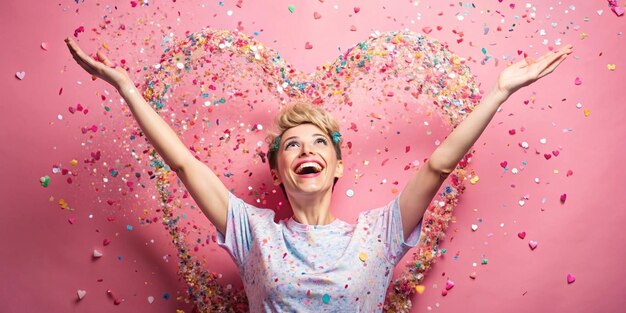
[118,83,138,97]
[489,84,511,103]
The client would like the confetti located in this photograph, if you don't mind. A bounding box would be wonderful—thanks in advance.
[77,290,87,300]
[414,285,425,294]
[287,5,295,13]
[322,293,331,304]
[15,71,26,80]
[567,274,576,284]
[528,240,538,250]
[40,176,50,187]
[517,232,526,239]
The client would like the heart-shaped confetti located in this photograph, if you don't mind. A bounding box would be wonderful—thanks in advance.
[500,161,508,168]
[612,6,625,16]
[77,290,87,300]
[471,224,478,231]
[41,42,49,51]
[68,218,76,224]
[607,64,616,71]
[445,280,455,290]
[560,193,567,203]
[552,150,560,157]
[518,232,526,239]
[574,77,582,85]
[567,274,576,284]
[103,239,111,246]
[313,12,321,19]
[469,272,476,279]
[414,285,426,294]
[147,296,155,304]
[304,41,313,49]
[529,240,538,250]
[544,154,552,160]
[15,71,26,80]
[287,5,295,13]
[93,250,103,258]
[354,7,360,13]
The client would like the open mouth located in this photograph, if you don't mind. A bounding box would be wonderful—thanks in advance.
[294,161,324,175]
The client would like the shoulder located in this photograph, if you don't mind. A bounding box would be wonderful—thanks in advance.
[228,191,277,222]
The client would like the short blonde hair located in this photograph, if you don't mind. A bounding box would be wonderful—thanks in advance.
[266,100,342,171]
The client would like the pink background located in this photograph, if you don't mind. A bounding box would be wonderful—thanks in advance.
[2,0,625,312]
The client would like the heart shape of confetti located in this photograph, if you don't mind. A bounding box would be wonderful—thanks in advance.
[15,71,26,80]
[517,231,526,239]
[89,28,485,312]
[77,289,87,300]
[612,6,625,16]
[529,240,538,250]
[567,274,576,284]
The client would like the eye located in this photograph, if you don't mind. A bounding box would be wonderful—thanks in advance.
[285,141,299,149]
[315,138,328,145]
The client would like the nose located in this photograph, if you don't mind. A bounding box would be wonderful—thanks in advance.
[300,142,314,156]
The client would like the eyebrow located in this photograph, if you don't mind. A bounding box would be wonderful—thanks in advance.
[282,133,327,144]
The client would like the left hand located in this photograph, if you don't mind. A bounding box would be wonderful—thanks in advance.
[495,44,574,99]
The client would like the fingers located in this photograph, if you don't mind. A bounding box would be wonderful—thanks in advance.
[96,51,116,68]
[65,37,115,70]
[536,54,568,79]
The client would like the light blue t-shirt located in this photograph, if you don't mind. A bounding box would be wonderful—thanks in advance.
[217,192,423,312]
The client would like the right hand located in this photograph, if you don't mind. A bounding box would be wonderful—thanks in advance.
[65,37,134,90]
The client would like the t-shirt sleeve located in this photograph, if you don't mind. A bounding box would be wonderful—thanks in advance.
[364,193,423,266]
[216,191,274,267]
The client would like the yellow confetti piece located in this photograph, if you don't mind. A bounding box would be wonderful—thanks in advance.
[70,159,78,166]
[579,32,588,40]
[358,252,368,262]
[583,108,591,117]
[607,64,616,71]
[415,285,426,294]
[470,175,479,184]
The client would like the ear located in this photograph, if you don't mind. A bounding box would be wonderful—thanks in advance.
[335,160,344,178]
[271,168,282,186]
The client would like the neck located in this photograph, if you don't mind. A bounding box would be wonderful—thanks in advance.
[287,189,335,225]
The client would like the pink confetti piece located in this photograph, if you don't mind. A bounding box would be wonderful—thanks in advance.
[15,71,25,80]
[313,12,321,19]
[445,280,454,290]
[518,232,526,239]
[567,274,576,284]
[77,289,87,300]
[529,240,538,250]
[353,7,360,13]
[68,218,76,224]
[574,77,582,85]
[560,193,567,203]
[41,42,49,51]
[304,42,313,50]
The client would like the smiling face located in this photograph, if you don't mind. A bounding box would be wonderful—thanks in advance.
[272,123,343,198]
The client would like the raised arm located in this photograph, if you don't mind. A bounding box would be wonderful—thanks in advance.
[399,44,574,240]
[65,38,229,234]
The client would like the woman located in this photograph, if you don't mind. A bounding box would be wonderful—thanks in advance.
[65,37,573,311]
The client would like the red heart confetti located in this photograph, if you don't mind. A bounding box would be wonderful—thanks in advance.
[518,232,526,239]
